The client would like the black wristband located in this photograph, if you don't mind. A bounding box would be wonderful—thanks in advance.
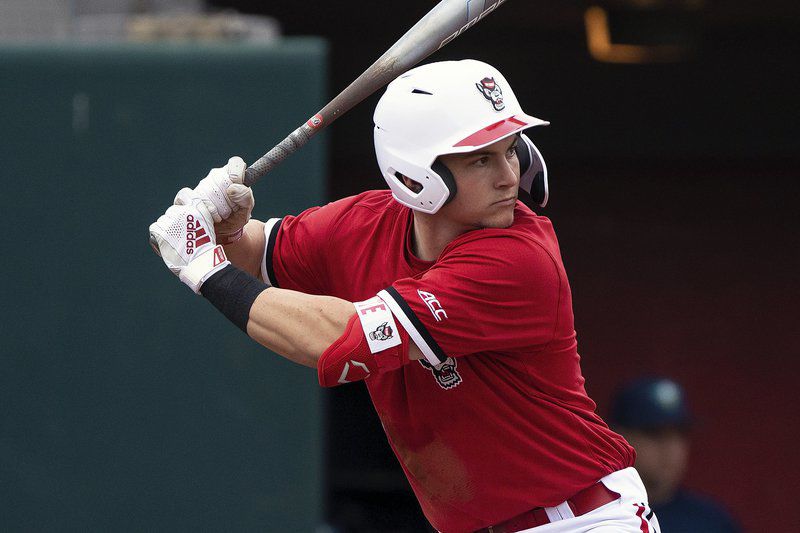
[200,264,269,333]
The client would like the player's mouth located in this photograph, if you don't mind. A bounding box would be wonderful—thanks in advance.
[493,197,516,206]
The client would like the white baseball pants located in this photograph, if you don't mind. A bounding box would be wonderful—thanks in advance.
[517,468,661,533]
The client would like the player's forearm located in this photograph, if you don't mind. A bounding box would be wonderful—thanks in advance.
[221,219,265,279]
[246,288,355,368]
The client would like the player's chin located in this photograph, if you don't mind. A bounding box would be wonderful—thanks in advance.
[479,210,515,229]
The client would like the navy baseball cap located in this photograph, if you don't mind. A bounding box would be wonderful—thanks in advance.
[609,377,692,430]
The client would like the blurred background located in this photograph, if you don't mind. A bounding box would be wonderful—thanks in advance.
[1,1,798,531]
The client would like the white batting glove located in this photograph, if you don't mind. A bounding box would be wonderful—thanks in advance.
[174,156,255,244]
[149,195,231,294]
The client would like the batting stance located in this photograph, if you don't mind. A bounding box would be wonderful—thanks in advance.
[149,60,660,533]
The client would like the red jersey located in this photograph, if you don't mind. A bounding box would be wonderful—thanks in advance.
[263,190,634,533]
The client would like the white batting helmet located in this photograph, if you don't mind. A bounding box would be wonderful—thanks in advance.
[374,59,550,214]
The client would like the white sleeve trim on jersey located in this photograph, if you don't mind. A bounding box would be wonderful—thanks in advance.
[261,217,282,286]
[378,289,443,367]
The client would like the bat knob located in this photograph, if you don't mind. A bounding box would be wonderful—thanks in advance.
[148,232,162,257]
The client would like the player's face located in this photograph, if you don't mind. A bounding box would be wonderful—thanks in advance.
[436,135,520,230]
[623,427,689,504]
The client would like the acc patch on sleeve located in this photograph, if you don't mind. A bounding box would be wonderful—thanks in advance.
[354,296,402,354]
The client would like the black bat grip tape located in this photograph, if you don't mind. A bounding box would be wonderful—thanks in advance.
[243,125,313,187]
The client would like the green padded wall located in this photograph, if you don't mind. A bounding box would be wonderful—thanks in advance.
[0,39,328,531]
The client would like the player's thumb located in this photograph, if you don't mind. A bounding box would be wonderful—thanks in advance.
[226,183,254,211]
[173,187,194,206]
[226,156,247,185]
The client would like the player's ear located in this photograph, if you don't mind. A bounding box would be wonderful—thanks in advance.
[396,172,423,194]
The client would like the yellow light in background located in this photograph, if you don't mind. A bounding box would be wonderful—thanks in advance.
[584,5,696,64]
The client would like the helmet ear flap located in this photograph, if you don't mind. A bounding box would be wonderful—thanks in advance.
[516,133,549,208]
[431,159,458,207]
[515,133,532,175]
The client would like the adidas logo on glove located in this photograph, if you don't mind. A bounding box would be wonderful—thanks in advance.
[185,214,211,255]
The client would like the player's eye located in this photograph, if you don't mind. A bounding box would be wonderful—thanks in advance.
[472,156,490,167]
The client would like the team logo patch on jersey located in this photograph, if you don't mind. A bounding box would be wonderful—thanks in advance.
[369,322,394,342]
[476,77,505,111]
[419,357,462,390]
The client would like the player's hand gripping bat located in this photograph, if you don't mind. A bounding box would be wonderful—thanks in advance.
[243,0,511,187]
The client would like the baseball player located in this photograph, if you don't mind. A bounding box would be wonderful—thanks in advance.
[149,60,661,533]
[611,377,740,532]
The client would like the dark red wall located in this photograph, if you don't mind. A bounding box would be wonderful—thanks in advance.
[562,160,799,531]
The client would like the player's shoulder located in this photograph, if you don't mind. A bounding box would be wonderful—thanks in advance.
[505,201,559,245]
[302,189,400,232]
[352,189,399,210]
[443,202,562,266]
[320,189,399,218]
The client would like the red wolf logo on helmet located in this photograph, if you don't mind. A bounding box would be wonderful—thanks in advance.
[369,322,394,342]
[476,77,505,111]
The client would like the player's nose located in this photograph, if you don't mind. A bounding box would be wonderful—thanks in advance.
[496,156,520,189]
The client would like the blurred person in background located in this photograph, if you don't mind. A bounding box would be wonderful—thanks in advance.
[610,377,741,533]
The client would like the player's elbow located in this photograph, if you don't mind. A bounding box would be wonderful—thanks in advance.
[294,298,356,369]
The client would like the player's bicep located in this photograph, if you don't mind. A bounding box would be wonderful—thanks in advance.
[261,206,333,293]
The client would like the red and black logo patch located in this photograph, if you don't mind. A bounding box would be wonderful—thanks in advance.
[476,77,505,111]
[419,357,462,390]
[369,322,394,342]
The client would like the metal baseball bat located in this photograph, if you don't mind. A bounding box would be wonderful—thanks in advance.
[243,0,511,187]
